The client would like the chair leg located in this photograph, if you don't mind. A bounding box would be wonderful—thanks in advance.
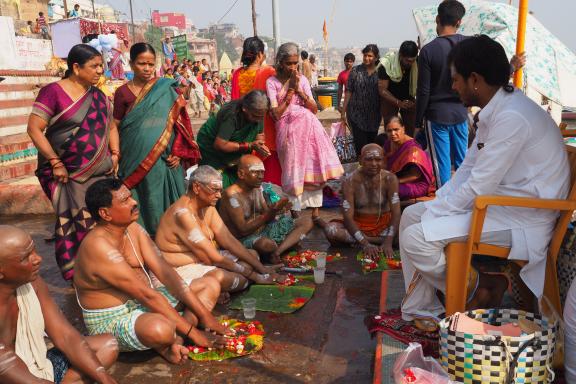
[445,242,471,316]
[543,254,562,316]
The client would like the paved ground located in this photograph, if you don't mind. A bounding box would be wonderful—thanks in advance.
[4,208,406,384]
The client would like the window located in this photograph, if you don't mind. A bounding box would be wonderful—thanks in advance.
[160,16,168,23]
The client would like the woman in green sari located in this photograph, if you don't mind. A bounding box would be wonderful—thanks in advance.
[113,43,200,236]
[196,90,271,188]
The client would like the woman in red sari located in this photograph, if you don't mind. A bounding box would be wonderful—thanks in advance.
[382,115,435,200]
[27,44,117,280]
[231,36,281,185]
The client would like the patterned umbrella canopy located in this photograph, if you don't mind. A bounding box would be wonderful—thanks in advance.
[413,1,576,107]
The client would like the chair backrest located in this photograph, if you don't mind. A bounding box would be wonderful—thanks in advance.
[548,144,576,262]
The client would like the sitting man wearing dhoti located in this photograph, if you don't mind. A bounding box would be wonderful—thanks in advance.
[74,179,229,364]
[155,165,286,297]
[219,155,314,264]
[0,225,118,384]
[399,35,570,332]
[316,144,402,260]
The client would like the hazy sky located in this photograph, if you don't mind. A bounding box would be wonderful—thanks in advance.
[107,0,576,52]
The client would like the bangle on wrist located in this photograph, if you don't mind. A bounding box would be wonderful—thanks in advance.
[238,142,250,153]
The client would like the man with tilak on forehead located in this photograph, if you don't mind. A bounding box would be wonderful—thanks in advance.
[219,155,314,264]
[155,165,286,300]
[317,144,401,260]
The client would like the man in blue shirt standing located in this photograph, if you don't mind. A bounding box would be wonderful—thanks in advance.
[415,0,468,187]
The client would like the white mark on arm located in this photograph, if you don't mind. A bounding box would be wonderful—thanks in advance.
[353,231,365,242]
[342,200,351,211]
[229,197,240,208]
[106,250,124,264]
[391,192,400,205]
[187,228,206,243]
[174,207,190,216]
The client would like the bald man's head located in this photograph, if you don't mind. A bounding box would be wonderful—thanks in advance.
[237,155,265,187]
[359,143,384,176]
[0,225,32,263]
[360,143,384,158]
[238,154,264,171]
[0,225,41,285]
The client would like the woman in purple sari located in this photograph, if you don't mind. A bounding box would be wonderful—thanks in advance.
[382,116,435,200]
[27,44,118,280]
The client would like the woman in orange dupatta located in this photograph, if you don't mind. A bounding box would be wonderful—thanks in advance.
[382,116,435,200]
[231,36,281,184]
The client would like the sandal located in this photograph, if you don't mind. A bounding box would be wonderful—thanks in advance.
[413,318,439,333]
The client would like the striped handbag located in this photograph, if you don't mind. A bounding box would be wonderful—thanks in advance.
[439,309,557,384]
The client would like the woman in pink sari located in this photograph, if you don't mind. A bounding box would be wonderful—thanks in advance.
[382,115,435,200]
[267,42,343,218]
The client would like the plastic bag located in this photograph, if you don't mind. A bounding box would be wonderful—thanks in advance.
[329,121,345,140]
[393,343,453,384]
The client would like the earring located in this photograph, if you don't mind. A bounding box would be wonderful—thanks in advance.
[474,87,478,91]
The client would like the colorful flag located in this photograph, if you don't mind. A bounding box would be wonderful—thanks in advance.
[322,19,328,43]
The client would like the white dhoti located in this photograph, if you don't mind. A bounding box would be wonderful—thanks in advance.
[564,279,576,382]
[152,264,216,288]
[399,203,512,321]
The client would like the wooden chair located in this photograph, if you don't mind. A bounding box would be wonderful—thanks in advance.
[444,144,576,316]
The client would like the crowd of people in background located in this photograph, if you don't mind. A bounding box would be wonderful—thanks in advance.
[6,0,576,382]
[159,56,231,117]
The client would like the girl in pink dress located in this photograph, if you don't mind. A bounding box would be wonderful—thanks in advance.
[267,42,343,219]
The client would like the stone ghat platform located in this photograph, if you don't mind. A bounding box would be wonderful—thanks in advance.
[5,208,404,383]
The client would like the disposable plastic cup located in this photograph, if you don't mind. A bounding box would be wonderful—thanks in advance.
[313,266,326,284]
[315,252,327,268]
[241,298,257,319]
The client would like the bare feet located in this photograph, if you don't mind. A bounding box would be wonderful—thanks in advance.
[413,318,439,333]
[158,343,189,364]
[466,273,508,311]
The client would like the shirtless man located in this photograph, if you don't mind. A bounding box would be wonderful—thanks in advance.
[219,155,313,264]
[74,179,228,365]
[0,225,118,384]
[317,144,401,259]
[155,165,285,296]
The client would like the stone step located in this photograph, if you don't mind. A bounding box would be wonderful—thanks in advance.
[0,182,52,215]
[0,159,36,180]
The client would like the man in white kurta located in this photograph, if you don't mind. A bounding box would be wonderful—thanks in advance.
[399,35,570,324]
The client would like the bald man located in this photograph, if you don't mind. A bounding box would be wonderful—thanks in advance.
[317,144,401,259]
[0,225,118,384]
[220,155,314,264]
[155,165,286,297]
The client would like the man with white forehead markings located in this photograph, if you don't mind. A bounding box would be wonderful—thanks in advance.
[156,165,287,297]
[75,179,230,365]
[316,144,401,260]
[0,225,119,384]
[219,155,314,264]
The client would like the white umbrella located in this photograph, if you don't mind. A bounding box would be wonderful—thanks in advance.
[413,1,576,108]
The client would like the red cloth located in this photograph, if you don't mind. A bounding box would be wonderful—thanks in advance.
[113,83,136,121]
[366,309,439,358]
[262,150,282,185]
[78,19,128,41]
[337,69,351,88]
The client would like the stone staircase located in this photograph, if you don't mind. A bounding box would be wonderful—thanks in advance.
[0,71,59,215]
